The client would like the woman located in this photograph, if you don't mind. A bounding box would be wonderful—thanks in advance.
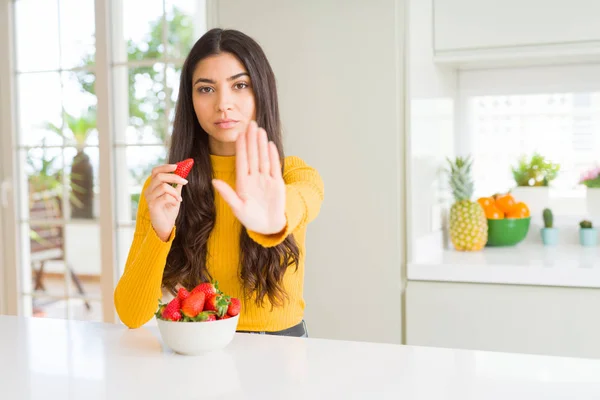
[114,28,324,337]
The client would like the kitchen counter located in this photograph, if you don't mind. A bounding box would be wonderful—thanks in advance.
[409,243,600,288]
[2,315,600,399]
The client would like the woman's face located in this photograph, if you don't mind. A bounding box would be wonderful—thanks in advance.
[191,52,256,156]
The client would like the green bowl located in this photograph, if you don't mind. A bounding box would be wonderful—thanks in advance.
[486,217,531,247]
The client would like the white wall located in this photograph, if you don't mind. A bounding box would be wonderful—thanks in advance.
[215,0,405,344]
[407,0,457,260]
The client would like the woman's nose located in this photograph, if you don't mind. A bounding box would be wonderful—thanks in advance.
[216,90,234,112]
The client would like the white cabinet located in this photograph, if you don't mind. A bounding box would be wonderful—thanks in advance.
[406,281,600,359]
[433,0,600,64]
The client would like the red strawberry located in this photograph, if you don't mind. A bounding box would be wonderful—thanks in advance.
[219,314,232,320]
[171,158,194,188]
[191,282,218,299]
[204,295,217,312]
[174,158,194,180]
[170,311,182,321]
[155,304,166,319]
[181,292,205,318]
[227,297,241,317]
[177,287,190,301]
[193,311,217,322]
[204,294,230,318]
[161,297,182,321]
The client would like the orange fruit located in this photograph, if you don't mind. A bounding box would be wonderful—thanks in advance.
[494,193,516,213]
[477,197,495,210]
[485,205,505,219]
[506,202,530,218]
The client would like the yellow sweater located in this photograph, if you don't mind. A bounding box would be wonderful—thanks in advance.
[114,154,324,331]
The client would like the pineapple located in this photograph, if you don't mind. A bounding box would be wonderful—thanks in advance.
[446,156,487,251]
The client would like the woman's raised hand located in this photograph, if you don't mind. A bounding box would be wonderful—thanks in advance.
[212,121,287,235]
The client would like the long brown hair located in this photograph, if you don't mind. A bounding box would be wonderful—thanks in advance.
[164,28,300,308]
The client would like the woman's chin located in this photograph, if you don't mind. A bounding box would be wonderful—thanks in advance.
[208,130,243,153]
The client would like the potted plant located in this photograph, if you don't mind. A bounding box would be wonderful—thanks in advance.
[46,107,96,219]
[510,152,560,218]
[579,220,597,247]
[580,166,600,218]
[540,208,559,246]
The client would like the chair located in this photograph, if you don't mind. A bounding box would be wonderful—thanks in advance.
[29,190,91,311]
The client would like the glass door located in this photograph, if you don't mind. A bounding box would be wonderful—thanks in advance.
[12,0,103,321]
[111,0,207,291]
[3,0,208,323]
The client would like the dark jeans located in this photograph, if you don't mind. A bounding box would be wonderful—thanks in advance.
[237,320,308,338]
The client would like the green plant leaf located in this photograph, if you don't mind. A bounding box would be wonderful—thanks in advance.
[511,152,560,187]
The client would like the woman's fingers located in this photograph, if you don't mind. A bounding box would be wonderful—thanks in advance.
[157,192,181,207]
[146,164,187,193]
[258,128,270,174]
[151,164,177,176]
[212,179,243,212]
[147,182,182,203]
[158,172,188,186]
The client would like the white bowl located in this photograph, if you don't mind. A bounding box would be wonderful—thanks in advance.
[156,314,240,355]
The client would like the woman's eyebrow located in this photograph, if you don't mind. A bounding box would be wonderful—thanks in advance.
[193,72,250,86]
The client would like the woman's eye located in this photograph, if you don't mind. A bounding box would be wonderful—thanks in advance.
[198,87,214,94]
[235,82,249,90]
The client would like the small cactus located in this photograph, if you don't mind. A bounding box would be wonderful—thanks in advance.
[542,208,553,228]
[580,220,593,229]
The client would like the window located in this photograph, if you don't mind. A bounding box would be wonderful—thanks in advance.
[13,0,102,321]
[458,64,600,204]
[109,0,207,282]
[6,0,208,322]
[467,92,600,199]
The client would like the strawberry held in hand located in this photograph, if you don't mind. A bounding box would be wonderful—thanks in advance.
[171,158,194,187]
[174,158,194,179]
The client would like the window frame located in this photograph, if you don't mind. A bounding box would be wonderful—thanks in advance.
[0,0,217,322]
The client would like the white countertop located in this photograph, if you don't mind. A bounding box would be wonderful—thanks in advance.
[2,315,600,399]
[409,244,600,288]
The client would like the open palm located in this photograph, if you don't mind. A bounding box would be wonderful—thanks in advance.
[212,121,286,235]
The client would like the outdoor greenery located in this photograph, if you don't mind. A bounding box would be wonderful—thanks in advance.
[31,7,195,220]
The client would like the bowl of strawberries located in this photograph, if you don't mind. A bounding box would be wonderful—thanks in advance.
[155,281,241,355]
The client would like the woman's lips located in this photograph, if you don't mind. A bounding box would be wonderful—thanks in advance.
[215,120,239,129]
